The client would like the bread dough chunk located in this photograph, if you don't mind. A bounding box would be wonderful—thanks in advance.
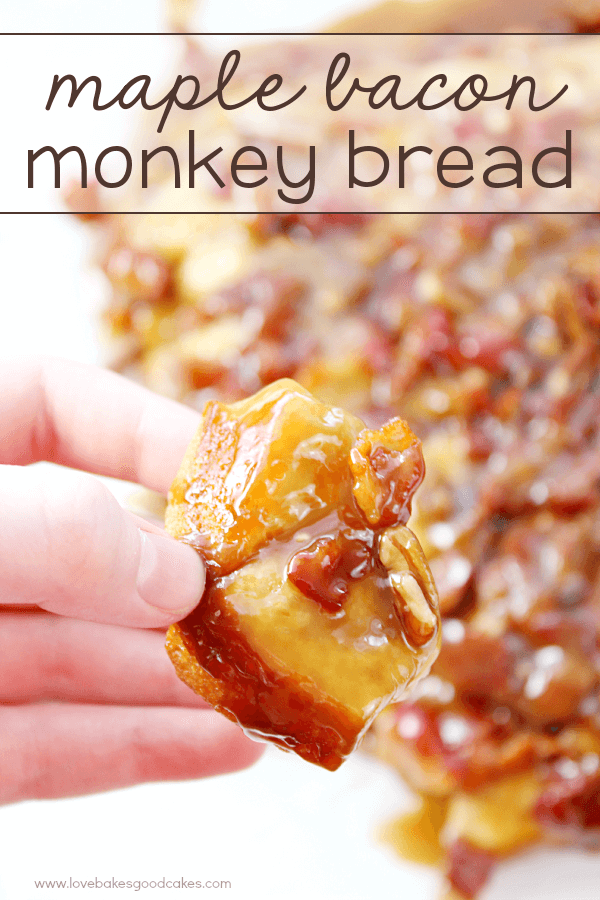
[165,379,439,770]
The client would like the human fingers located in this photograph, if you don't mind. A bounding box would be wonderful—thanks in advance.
[0,704,264,805]
[0,355,200,494]
[0,464,204,627]
[0,612,209,707]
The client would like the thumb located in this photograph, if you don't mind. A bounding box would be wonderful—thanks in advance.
[0,464,205,628]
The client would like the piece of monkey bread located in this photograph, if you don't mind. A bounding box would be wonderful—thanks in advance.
[165,379,440,770]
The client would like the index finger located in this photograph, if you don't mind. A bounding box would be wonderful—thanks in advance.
[0,356,200,494]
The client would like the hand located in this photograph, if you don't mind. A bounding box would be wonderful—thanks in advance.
[0,356,264,804]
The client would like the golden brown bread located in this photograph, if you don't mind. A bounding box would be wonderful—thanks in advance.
[165,379,440,769]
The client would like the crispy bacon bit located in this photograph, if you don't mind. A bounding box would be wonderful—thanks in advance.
[446,839,496,899]
[349,419,424,528]
[535,772,600,846]
[287,532,374,613]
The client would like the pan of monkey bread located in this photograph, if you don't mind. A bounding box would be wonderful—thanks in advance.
[76,1,600,898]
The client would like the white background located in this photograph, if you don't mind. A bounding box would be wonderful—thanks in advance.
[1,3,600,899]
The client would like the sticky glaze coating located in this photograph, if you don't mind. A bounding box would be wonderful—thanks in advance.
[165,380,440,770]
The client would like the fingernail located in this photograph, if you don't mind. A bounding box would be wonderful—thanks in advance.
[137,530,205,614]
